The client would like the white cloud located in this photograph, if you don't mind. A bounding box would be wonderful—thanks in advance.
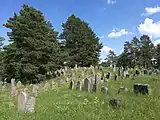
[108,29,133,38]
[154,39,160,46]
[142,6,160,16]
[138,18,160,38]
[101,45,113,53]
[107,0,116,5]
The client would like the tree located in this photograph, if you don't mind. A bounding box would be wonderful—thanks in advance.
[139,35,155,69]
[155,44,160,69]
[105,50,117,66]
[3,5,60,83]
[60,15,102,67]
[0,37,5,78]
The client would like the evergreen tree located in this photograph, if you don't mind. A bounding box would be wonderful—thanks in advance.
[60,15,102,67]
[3,5,60,83]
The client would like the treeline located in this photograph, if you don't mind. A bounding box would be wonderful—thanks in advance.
[102,35,160,70]
[0,5,102,83]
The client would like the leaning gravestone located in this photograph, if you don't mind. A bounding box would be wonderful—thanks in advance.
[18,91,28,112]
[69,80,74,90]
[25,96,36,113]
[76,81,81,91]
[101,86,108,93]
[109,99,121,108]
[84,78,90,92]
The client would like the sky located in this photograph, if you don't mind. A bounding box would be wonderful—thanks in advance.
[0,0,160,61]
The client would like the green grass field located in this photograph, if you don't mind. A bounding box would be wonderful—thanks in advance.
[0,68,160,120]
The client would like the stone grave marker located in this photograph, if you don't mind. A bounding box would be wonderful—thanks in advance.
[109,99,121,108]
[11,86,17,97]
[32,85,38,97]
[43,82,50,91]
[117,87,128,94]
[11,78,15,87]
[84,78,90,92]
[114,74,117,81]
[69,80,74,90]
[76,81,81,91]
[2,85,6,92]
[25,96,36,113]
[17,81,22,88]
[134,84,150,95]
[101,86,108,93]
[18,91,28,112]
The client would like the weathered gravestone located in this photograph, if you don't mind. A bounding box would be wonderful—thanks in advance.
[32,85,38,97]
[11,78,15,87]
[144,69,148,75]
[43,83,50,91]
[76,81,81,91]
[93,75,97,92]
[25,96,36,113]
[109,99,121,108]
[135,70,140,76]
[118,68,121,76]
[84,78,90,92]
[101,86,108,93]
[134,84,149,95]
[11,86,17,97]
[69,80,74,90]
[18,91,28,112]
[17,81,22,88]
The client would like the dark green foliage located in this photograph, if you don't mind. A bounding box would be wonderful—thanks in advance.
[2,5,60,83]
[60,14,102,67]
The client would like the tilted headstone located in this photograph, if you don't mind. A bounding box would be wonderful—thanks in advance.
[76,81,81,91]
[69,80,74,90]
[101,86,108,93]
[134,84,150,95]
[18,91,28,112]
[84,78,90,92]
[109,99,121,108]
[25,96,36,113]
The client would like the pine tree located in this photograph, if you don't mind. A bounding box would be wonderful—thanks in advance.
[3,5,60,83]
[60,14,102,67]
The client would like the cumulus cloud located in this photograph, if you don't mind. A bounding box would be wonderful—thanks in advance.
[107,0,116,5]
[142,6,160,16]
[101,45,113,53]
[138,18,160,38]
[108,29,133,38]
[154,39,160,46]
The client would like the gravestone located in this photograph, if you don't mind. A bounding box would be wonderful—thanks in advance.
[134,84,149,95]
[144,69,148,75]
[84,78,90,92]
[76,81,81,91]
[43,83,50,91]
[135,70,140,75]
[118,68,121,76]
[11,78,15,87]
[69,80,74,90]
[25,96,36,113]
[101,86,108,93]
[17,81,22,88]
[109,99,121,108]
[114,74,117,81]
[93,75,97,92]
[18,91,28,112]
[11,86,17,97]
[32,85,38,97]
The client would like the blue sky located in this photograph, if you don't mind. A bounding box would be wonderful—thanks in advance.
[0,0,160,61]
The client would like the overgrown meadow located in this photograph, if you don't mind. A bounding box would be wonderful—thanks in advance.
[0,68,160,120]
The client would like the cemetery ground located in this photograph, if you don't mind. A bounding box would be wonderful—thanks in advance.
[0,68,160,120]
